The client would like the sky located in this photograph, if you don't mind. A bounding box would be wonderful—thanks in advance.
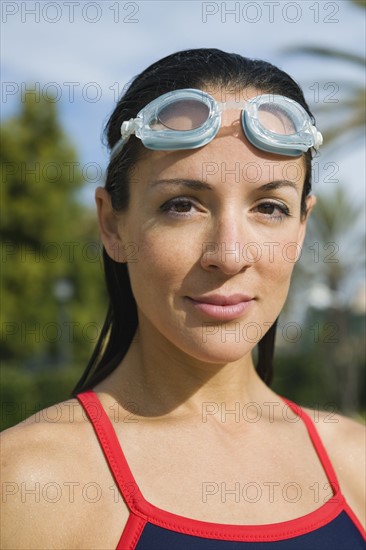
[1,0,364,192]
[1,1,364,201]
[1,1,365,217]
[1,0,365,312]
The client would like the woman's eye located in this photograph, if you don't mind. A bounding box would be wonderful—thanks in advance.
[160,198,197,217]
[255,202,290,221]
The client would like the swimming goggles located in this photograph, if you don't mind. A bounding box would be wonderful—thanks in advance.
[110,88,323,159]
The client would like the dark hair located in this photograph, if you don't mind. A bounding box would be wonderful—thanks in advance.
[72,48,315,396]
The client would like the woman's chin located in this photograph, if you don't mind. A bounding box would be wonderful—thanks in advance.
[171,334,257,366]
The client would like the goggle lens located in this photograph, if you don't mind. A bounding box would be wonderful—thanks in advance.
[157,99,210,131]
[257,103,297,136]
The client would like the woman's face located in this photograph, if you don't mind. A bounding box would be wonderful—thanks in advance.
[97,88,315,365]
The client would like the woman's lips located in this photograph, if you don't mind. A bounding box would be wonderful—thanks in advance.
[186,294,254,321]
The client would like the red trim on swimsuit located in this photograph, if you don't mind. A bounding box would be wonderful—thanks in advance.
[76,391,366,547]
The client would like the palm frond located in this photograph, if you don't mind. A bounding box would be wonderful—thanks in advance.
[285,46,365,66]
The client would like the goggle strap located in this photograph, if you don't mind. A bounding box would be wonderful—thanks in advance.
[110,118,143,160]
[121,118,143,140]
[311,126,323,149]
[110,138,126,161]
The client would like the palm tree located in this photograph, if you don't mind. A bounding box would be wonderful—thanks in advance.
[288,45,365,147]
[303,189,365,413]
[285,0,365,147]
[282,0,366,413]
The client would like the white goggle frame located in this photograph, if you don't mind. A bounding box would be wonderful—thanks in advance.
[110,88,322,159]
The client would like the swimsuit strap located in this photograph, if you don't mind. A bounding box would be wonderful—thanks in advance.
[77,391,366,543]
[281,397,340,493]
[77,391,343,510]
[77,390,143,511]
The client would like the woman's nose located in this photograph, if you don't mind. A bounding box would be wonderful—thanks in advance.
[200,214,257,275]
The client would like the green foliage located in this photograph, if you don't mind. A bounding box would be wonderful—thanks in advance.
[0,362,85,431]
[1,90,107,371]
[273,313,366,415]
[285,14,365,147]
[1,82,365,431]
[351,0,365,9]
[283,27,366,416]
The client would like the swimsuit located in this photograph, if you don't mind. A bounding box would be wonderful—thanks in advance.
[77,391,366,549]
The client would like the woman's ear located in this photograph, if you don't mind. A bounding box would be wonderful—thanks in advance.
[95,187,127,263]
[297,194,316,249]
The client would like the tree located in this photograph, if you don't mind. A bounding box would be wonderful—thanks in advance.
[280,0,366,413]
[303,189,364,412]
[1,90,106,370]
[285,1,365,147]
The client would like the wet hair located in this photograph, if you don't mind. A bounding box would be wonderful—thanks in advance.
[72,48,315,395]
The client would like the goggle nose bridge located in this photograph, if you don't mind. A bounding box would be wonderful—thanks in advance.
[216,99,249,113]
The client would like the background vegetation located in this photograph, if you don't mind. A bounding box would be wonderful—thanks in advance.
[1,92,107,429]
[1,17,365,429]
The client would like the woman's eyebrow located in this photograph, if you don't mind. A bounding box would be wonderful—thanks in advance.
[149,178,299,195]
[149,179,213,191]
[258,180,300,194]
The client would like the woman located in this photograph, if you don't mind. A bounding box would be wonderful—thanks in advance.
[1,49,365,549]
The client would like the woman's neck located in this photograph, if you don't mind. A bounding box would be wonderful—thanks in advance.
[95,323,275,420]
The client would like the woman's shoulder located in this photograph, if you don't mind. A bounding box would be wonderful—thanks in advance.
[300,404,365,462]
[1,399,85,547]
[1,397,89,466]
[301,404,365,529]
[2,397,86,461]
[1,398,127,549]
